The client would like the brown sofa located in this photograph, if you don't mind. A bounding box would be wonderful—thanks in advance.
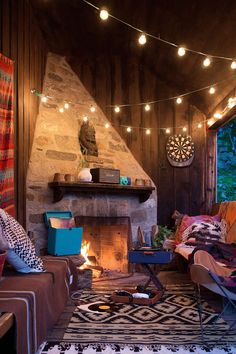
[0,256,77,354]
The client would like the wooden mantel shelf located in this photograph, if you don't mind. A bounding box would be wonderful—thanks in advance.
[48,181,155,203]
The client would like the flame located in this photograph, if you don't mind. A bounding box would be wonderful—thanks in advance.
[81,241,91,267]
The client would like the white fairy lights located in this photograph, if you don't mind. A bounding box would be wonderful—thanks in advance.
[144,104,151,111]
[138,33,147,45]
[176,97,182,104]
[203,57,211,67]
[114,106,120,113]
[177,47,186,57]
[100,9,109,20]
[209,87,215,94]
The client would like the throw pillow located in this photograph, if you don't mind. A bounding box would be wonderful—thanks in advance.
[0,209,44,273]
[175,214,221,244]
[182,219,227,244]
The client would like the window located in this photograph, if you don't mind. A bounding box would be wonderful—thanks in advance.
[217,117,236,202]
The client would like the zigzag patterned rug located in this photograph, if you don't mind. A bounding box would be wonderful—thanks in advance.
[39,286,236,353]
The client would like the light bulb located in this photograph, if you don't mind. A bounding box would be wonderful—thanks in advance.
[197,123,202,128]
[182,127,187,132]
[105,123,110,129]
[146,129,151,135]
[213,112,222,119]
[231,60,236,69]
[207,119,214,126]
[144,104,150,111]
[203,57,211,67]
[228,97,236,108]
[114,106,120,113]
[166,128,170,134]
[64,103,69,109]
[59,107,64,113]
[176,97,182,104]
[90,106,96,112]
[178,47,186,56]
[100,9,109,20]
[126,127,131,132]
[41,96,47,103]
[83,116,88,122]
[209,87,215,94]
[138,33,146,45]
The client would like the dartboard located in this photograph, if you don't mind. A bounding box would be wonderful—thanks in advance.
[166,134,194,167]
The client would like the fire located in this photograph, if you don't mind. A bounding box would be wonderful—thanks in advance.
[81,240,91,267]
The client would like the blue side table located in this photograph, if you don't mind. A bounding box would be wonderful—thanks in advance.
[128,250,173,290]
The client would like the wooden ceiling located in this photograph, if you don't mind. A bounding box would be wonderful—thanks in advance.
[30,0,236,114]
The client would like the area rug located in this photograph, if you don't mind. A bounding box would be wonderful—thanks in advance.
[39,287,236,353]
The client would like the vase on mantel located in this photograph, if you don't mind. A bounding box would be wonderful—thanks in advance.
[77,168,92,182]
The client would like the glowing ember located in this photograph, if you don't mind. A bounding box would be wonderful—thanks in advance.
[81,241,92,268]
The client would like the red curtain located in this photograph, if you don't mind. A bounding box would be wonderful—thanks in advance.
[0,53,14,216]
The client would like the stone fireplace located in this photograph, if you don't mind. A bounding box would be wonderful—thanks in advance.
[26,53,157,262]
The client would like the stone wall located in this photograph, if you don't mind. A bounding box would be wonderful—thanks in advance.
[26,53,157,255]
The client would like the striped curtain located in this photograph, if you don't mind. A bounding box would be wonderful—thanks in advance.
[0,53,14,216]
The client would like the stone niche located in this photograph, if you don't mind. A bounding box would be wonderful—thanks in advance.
[26,53,157,264]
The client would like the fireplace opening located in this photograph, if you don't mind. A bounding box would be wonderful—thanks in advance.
[75,216,132,273]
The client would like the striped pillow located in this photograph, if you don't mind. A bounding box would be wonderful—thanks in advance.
[182,219,227,244]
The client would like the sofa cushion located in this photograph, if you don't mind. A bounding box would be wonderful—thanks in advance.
[0,209,44,272]
[218,201,236,243]
[175,214,221,244]
[182,220,227,244]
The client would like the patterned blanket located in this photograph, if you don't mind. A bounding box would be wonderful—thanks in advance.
[0,53,14,216]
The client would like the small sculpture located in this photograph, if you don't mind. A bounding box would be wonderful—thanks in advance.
[79,121,98,157]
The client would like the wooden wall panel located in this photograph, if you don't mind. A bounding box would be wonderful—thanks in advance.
[1,0,47,225]
[71,56,209,226]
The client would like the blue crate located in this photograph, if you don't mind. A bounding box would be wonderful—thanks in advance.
[44,211,83,256]
[128,250,172,264]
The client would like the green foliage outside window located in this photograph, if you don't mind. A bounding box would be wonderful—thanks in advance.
[217,118,236,202]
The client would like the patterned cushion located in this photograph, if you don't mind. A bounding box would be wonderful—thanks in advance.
[0,209,44,272]
[182,220,227,244]
[175,214,221,243]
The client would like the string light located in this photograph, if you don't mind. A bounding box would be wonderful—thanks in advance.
[41,96,48,103]
[59,107,64,113]
[105,123,110,128]
[197,123,203,128]
[83,116,88,122]
[90,106,96,112]
[138,33,147,45]
[100,9,109,20]
[228,97,236,108]
[203,57,211,67]
[127,127,132,132]
[64,102,69,109]
[213,112,222,119]
[114,106,120,113]
[207,119,214,126]
[176,97,182,104]
[209,87,215,94]
[231,61,236,69]
[166,128,171,134]
[182,127,187,132]
[146,129,151,135]
[144,104,151,111]
[81,0,236,65]
[177,47,186,57]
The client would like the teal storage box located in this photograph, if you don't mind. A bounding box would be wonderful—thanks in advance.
[44,211,83,256]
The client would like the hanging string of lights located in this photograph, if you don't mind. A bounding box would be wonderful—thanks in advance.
[81,0,236,68]
[30,83,236,136]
